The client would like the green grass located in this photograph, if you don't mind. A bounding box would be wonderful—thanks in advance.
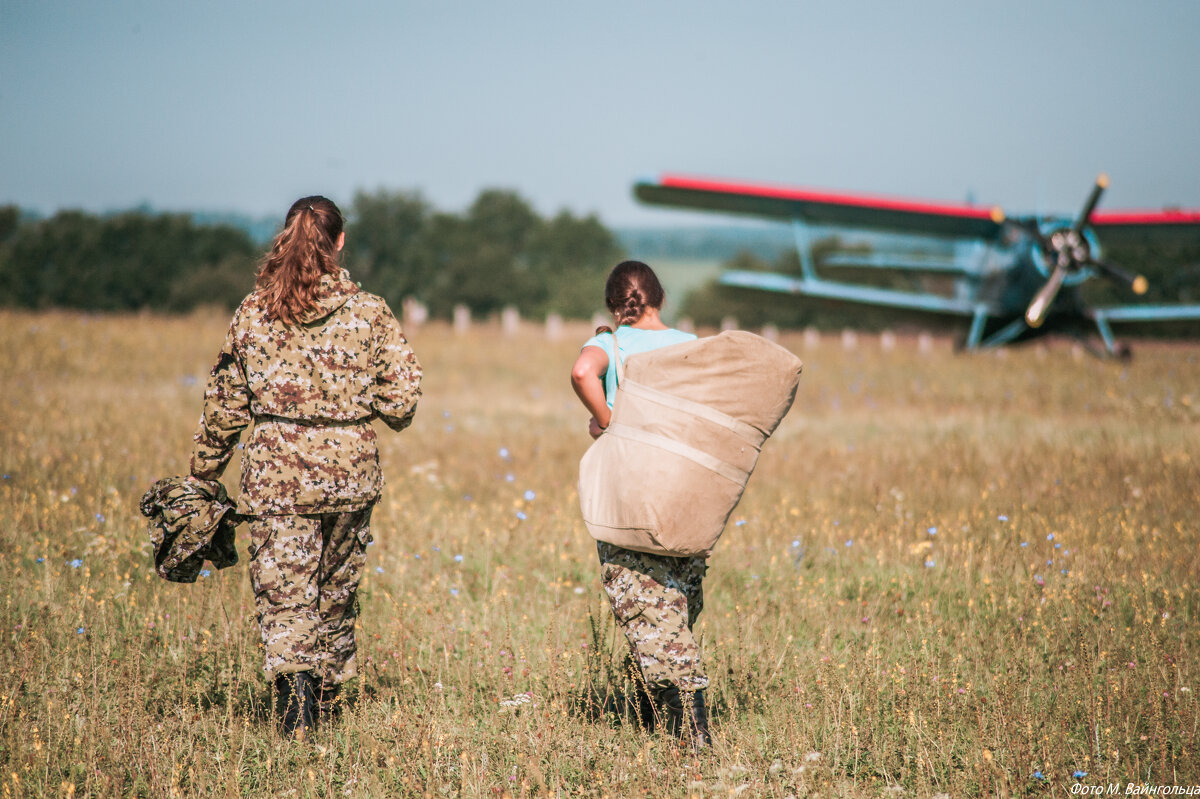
[1,311,1197,797]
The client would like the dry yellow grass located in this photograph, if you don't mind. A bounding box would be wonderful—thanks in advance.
[1,310,1197,797]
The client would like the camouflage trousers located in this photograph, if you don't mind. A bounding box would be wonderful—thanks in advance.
[597,541,709,692]
[247,506,373,687]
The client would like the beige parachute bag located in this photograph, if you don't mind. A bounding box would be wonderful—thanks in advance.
[578,330,803,558]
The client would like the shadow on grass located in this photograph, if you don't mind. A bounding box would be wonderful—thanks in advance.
[141,647,363,731]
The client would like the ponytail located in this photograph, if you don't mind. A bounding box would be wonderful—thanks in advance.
[256,196,344,325]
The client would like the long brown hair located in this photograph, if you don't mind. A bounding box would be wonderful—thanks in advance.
[595,260,666,335]
[256,196,344,325]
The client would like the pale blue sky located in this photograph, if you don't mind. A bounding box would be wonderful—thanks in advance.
[3,1,1198,226]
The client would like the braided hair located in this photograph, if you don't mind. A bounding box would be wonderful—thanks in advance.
[595,260,666,335]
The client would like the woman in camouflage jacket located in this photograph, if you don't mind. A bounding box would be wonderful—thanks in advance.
[191,195,422,738]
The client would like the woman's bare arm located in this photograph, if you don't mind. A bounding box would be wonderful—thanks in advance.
[570,345,611,436]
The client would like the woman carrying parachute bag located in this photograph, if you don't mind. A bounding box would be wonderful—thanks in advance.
[571,261,803,748]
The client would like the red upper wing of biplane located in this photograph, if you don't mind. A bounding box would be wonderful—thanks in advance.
[635,173,1009,239]
[1090,208,1200,246]
[636,173,1200,240]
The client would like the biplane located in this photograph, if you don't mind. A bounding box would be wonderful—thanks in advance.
[634,173,1200,355]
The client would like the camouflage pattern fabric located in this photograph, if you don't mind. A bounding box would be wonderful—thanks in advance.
[140,475,239,583]
[191,268,421,515]
[597,541,709,692]
[248,507,373,684]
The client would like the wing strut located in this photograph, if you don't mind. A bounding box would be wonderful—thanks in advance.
[791,219,818,281]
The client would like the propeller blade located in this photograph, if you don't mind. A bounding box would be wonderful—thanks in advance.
[1025,265,1068,328]
[1072,173,1109,233]
[1089,260,1148,294]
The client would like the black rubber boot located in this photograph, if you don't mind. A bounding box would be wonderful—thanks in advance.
[653,685,712,749]
[653,684,685,738]
[688,689,712,749]
[314,676,343,719]
[632,681,657,732]
[624,656,656,732]
[317,683,341,720]
[275,671,318,739]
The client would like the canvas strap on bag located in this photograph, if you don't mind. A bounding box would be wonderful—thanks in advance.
[617,379,766,449]
[610,329,624,393]
[604,422,750,484]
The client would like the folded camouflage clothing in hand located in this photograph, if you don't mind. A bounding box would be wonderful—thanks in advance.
[140,476,240,583]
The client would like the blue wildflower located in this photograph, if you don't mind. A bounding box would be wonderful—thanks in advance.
[505,473,515,483]
[199,569,211,578]
[36,557,44,564]
[844,539,852,547]
[95,513,105,523]
[454,554,464,563]
[375,566,384,573]
[498,447,510,459]
[76,627,85,635]
[1073,770,1087,779]
[1046,533,1054,541]
[432,545,440,552]
[998,514,1009,522]
[523,489,536,501]
[791,540,801,548]
[516,511,527,521]
[1020,541,1028,547]
[927,526,937,535]
[69,559,83,569]
[442,409,451,418]
[924,559,936,568]
[1033,771,1045,780]
[449,588,460,597]
[735,519,747,527]
[414,554,421,560]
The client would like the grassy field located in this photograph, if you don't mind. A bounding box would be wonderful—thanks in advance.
[1,310,1198,798]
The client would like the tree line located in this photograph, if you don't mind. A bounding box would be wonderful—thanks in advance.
[5,192,1194,334]
[0,189,623,320]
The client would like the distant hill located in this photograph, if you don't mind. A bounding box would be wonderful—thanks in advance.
[194,216,800,260]
[190,211,280,244]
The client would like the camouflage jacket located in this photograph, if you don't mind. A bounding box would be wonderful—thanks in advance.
[191,268,422,515]
[140,475,239,583]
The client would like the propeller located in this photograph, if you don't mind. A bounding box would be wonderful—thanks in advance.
[1025,264,1068,328]
[1024,174,1149,328]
